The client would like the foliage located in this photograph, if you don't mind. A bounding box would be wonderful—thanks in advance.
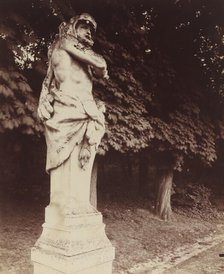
[0,0,223,169]
[0,67,42,134]
[173,183,213,209]
[132,0,223,168]
[87,0,223,169]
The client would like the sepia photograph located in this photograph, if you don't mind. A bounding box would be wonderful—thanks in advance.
[0,0,224,273]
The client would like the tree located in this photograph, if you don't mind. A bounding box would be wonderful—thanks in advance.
[138,0,224,219]
[0,0,223,220]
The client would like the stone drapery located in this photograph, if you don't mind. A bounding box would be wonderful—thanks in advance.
[44,89,105,172]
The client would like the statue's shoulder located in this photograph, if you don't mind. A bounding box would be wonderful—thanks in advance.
[47,37,75,60]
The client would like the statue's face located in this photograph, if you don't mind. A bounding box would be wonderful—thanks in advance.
[75,22,94,47]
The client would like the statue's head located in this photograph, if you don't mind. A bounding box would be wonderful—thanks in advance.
[58,14,96,47]
[70,13,97,47]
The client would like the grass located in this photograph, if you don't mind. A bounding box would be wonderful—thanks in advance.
[0,195,224,274]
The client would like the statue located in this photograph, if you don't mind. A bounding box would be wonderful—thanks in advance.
[32,14,115,274]
[37,13,108,215]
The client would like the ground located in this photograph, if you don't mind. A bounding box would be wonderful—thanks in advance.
[0,195,224,274]
[164,242,224,274]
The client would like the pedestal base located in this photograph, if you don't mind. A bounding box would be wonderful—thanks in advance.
[31,212,115,274]
[32,246,114,274]
[33,262,113,274]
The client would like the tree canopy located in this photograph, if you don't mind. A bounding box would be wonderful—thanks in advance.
[0,0,223,169]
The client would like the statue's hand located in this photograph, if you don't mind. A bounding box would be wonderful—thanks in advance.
[37,94,54,121]
[93,66,109,79]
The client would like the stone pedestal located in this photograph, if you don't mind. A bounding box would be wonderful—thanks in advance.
[31,145,115,273]
[31,212,115,274]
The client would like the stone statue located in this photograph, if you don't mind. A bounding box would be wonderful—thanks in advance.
[32,14,115,274]
[37,13,108,216]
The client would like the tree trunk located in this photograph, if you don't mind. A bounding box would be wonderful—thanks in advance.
[155,169,173,221]
[90,158,98,209]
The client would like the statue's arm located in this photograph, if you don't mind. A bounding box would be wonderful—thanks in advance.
[37,62,54,121]
[61,38,107,70]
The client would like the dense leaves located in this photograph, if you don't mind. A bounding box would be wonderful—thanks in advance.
[0,68,42,134]
[0,0,223,169]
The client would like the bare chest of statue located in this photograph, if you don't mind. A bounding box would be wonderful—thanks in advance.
[51,47,93,100]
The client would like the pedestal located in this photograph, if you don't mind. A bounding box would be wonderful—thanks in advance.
[31,144,115,273]
[31,212,115,274]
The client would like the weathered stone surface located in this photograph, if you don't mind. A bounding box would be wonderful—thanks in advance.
[32,213,115,273]
[31,13,114,274]
[34,213,112,255]
[32,246,114,274]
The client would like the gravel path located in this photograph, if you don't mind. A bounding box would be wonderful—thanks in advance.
[164,241,224,274]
